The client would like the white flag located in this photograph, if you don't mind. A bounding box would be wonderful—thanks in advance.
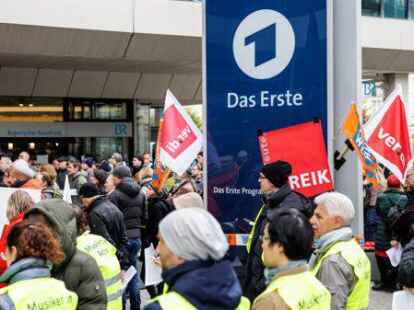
[63,175,72,204]
[159,90,202,175]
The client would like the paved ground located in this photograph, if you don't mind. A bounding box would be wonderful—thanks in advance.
[369,289,393,310]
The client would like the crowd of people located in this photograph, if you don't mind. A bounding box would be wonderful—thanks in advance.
[0,151,412,309]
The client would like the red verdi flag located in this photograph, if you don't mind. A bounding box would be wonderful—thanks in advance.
[365,85,413,182]
[160,90,202,175]
[258,121,333,197]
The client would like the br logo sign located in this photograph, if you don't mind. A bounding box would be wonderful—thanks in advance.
[233,9,296,80]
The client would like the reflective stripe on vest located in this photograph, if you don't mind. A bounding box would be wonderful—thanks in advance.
[246,205,265,253]
[0,277,78,310]
[311,239,371,310]
[77,232,123,310]
[150,292,251,310]
[255,271,331,310]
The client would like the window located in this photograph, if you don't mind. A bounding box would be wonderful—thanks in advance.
[384,0,408,18]
[362,0,382,16]
[65,100,132,121]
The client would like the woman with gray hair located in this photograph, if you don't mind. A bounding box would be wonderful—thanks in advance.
[309,192,371,310]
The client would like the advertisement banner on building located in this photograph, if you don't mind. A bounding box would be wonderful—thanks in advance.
[204,1,330,221]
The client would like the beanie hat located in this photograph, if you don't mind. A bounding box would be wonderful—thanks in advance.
[261,160,292,188]
[173,192,205,210]
[112,166,131,179]
[387,175,401,188]
[78,183,99,198]
[93,169,108,185]
[12,159,35,178]
[159,208,228,261]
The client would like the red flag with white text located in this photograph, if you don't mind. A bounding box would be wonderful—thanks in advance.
[365,85,413,182]
[160,90,202,176]
[258,121,333,197]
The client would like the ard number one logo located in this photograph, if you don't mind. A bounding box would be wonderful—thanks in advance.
[233,9,296,80]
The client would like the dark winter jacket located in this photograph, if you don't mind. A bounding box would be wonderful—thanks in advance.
[144,197,175,247]
[375,188,407,250]
[109,178,146,239]
[393,190,414,247]
[57,169,68,190]
[25,199,107,310]
[87,196,129,269]
[243,184,312,302]
[144,260,243,310]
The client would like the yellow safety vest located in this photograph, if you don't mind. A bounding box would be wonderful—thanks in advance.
[0,277,78,310]
[246,205,265,253]
[311,239,371,310]
[77,232,123,310]
[150,292,250,310]
[254,270,331,310]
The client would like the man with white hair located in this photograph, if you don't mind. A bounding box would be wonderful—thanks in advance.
[144,208,250,310]
[309,192,371,310]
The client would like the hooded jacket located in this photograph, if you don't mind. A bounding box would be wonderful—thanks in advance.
[25,199,107,310]
[109,177,146,239]
[87,196,129,269]
[243,184,313,302]
[144,260,243,310]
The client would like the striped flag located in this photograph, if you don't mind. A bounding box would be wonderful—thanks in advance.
[151,118,171,193]
[342,103,383,188]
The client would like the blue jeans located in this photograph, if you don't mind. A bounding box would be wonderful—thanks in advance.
[123,238,141,310]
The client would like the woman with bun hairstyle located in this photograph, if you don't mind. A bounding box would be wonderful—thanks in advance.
[0,221,78,309]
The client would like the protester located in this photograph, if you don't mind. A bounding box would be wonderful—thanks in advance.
[191,163,203,196]
[56,157,69,190]
[105,175,116,195]
[392,237,414,309]
[131,155,144,178]
[110,153,126,168]
[309,192,371,310]
[90,169,109,195]
[67,160,87,193]
[73,205,123,310]
[373,175,407,292]
[144,208,250,310]
[392,166,414,247]
[252,209,330,310]
[0,190,34,279]
[25,199,107,310]
[78,183,129,269]
[143,153,152,168]
[8,159,42,189]
[0,220,78,309]
[109,166,146,310]
[243,160,312,301]
[18,151,30,163]
[39,172,63,199]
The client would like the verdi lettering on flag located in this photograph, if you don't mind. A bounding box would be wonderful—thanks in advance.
[365,85,413,181]
[342,103,382,188]
[258,121,333,197]
[160,90,202,176]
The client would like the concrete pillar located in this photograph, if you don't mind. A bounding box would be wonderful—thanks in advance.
[134,101,151,155]
[333,0,363,236]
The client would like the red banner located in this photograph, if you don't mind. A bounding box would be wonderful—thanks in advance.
[365,85,412,182]
[258,121,333,197]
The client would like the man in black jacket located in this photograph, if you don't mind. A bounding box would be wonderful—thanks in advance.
[79,183,129,269]
[109,166,146,310]
[243,160,313,302]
